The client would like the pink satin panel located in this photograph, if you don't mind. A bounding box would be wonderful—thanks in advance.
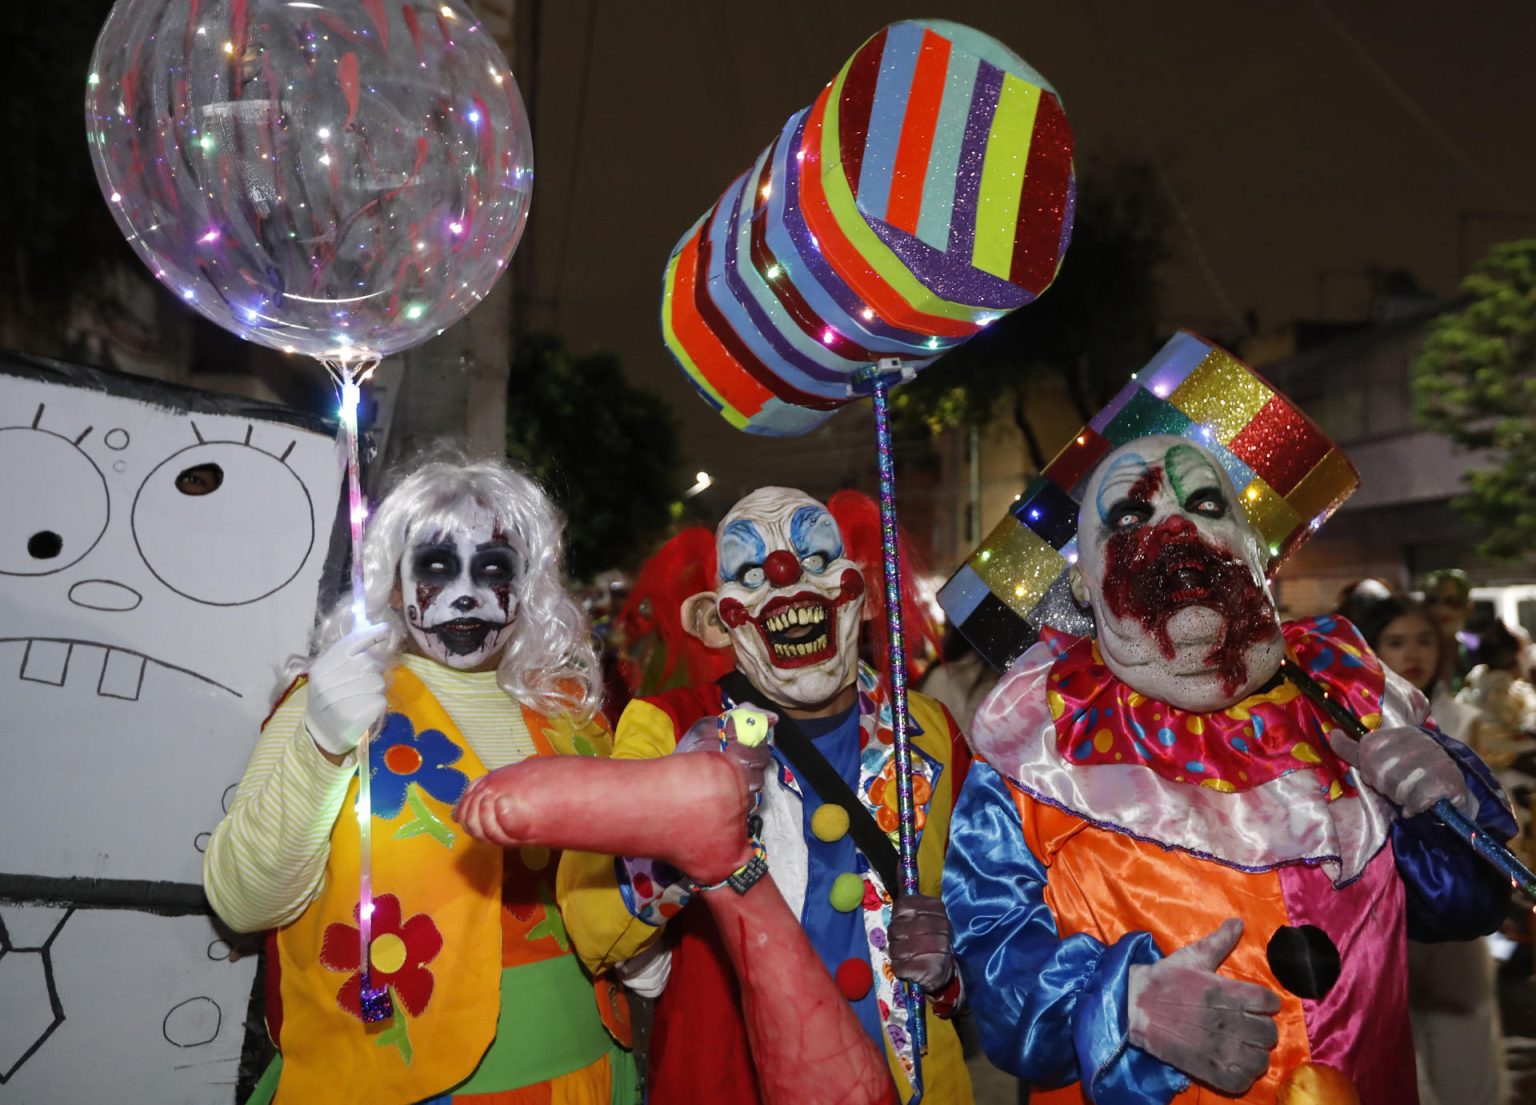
[1279,850,1418,1105]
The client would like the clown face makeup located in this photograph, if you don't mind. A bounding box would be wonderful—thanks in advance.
[1072,436,1283,710]
[400,512,518,670]
[713,488,866,711]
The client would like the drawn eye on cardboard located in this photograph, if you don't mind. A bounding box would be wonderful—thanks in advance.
[133,433,316,606]
[0,416,111,577]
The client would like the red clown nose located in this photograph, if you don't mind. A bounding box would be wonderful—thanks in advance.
[763,550,802,587]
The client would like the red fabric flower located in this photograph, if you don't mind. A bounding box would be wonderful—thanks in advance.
[320,893,443,1020]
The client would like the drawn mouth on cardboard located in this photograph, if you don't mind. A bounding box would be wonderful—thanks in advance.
[751,593,840,669]
[2,636,240,700]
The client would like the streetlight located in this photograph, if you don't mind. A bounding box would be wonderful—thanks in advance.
[685,471,712,497]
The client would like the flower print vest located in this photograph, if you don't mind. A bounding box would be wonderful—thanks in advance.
[267,666,594,1105]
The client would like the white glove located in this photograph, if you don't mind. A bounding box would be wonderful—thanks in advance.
[1127,918,1281,1095]
[304,624,389,757]
[1328,725,1471,816]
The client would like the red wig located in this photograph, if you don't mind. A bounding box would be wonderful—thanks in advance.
[826,490,939,683]
[616,527,733,694]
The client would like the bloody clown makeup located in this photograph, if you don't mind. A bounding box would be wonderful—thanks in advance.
[399,511,518,670]
[1072,437,1283,711]
[712,488,866,711]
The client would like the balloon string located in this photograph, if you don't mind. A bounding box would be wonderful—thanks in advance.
[868,370,927,1076]
[332,360,390,1023]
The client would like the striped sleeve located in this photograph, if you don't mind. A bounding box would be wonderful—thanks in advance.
[202,683,357,933]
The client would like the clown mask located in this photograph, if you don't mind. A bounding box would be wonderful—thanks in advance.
[689,488,866,712]
[399,511,518,670]
[1071,436,1284,711]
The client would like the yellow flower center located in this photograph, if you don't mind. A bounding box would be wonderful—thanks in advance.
[369,932,408,974]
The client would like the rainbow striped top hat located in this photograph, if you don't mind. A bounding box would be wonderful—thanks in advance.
[938,331,1360,672]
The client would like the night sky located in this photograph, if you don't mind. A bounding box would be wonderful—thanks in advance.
[512,0,1536,497]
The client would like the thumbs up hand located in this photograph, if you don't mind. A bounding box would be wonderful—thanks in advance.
[1126,918,1281,1095]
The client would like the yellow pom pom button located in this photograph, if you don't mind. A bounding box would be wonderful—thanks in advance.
[829,873,865,912]
[812,804,851,843]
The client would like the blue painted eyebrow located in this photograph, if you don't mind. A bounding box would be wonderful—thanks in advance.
[718,519,768,582]
[789,505,843,562]
[1093,452,1152,524]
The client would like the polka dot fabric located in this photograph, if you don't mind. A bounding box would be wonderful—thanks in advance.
[1043,616,1383,800]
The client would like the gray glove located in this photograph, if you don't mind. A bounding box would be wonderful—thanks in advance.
[1127,918,1280,1095]
[304,624,389,757]
[888,893,955,991]
[1328,725,1471,816]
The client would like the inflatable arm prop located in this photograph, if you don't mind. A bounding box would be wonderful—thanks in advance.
[455,753,897,1105]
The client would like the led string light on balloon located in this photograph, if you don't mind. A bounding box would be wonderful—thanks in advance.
[86,0,535,1032]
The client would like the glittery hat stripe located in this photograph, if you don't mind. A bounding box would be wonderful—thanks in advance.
[941,331,1361,672]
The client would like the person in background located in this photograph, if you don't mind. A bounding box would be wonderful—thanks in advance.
[918,627,1001,734]
[1348,591,1476,743]
[1343,590,1504,1105]
[1424,569,1476,691]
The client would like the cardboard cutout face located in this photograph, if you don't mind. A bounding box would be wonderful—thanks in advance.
[400,511,518,670]
[708,488,866,711]
[0,358,342,1102]
[1071,436,1283,711]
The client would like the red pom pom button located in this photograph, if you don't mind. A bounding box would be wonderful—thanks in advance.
[835,957,874,1001]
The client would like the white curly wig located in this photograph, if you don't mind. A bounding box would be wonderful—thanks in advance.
[310,454,600,720]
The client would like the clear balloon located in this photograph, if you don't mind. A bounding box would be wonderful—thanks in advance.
[86,0,533,362]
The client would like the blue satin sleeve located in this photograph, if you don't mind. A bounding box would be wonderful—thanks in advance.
[1391,726,1517,942]
[941,762,1189,1105]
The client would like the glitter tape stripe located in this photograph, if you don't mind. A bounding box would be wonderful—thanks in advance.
[883,29,951,235]
[971,74,1042,279]
[688,195,843,411]
[802,85,983,335]
[914,48,979,251]
[1138,329,1211,398]
[1008,90,1073,293]
[768,110,937,353]
[836,29,885,197]
[854,20,923,218]
[712,157,859,391]
[945,61,1005,263]
[664,224,773,421]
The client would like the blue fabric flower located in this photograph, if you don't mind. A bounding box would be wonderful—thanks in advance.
[368,712,469,820]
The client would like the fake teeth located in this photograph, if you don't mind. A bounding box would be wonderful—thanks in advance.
[770,634,829,659]
[763,606,827,633]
